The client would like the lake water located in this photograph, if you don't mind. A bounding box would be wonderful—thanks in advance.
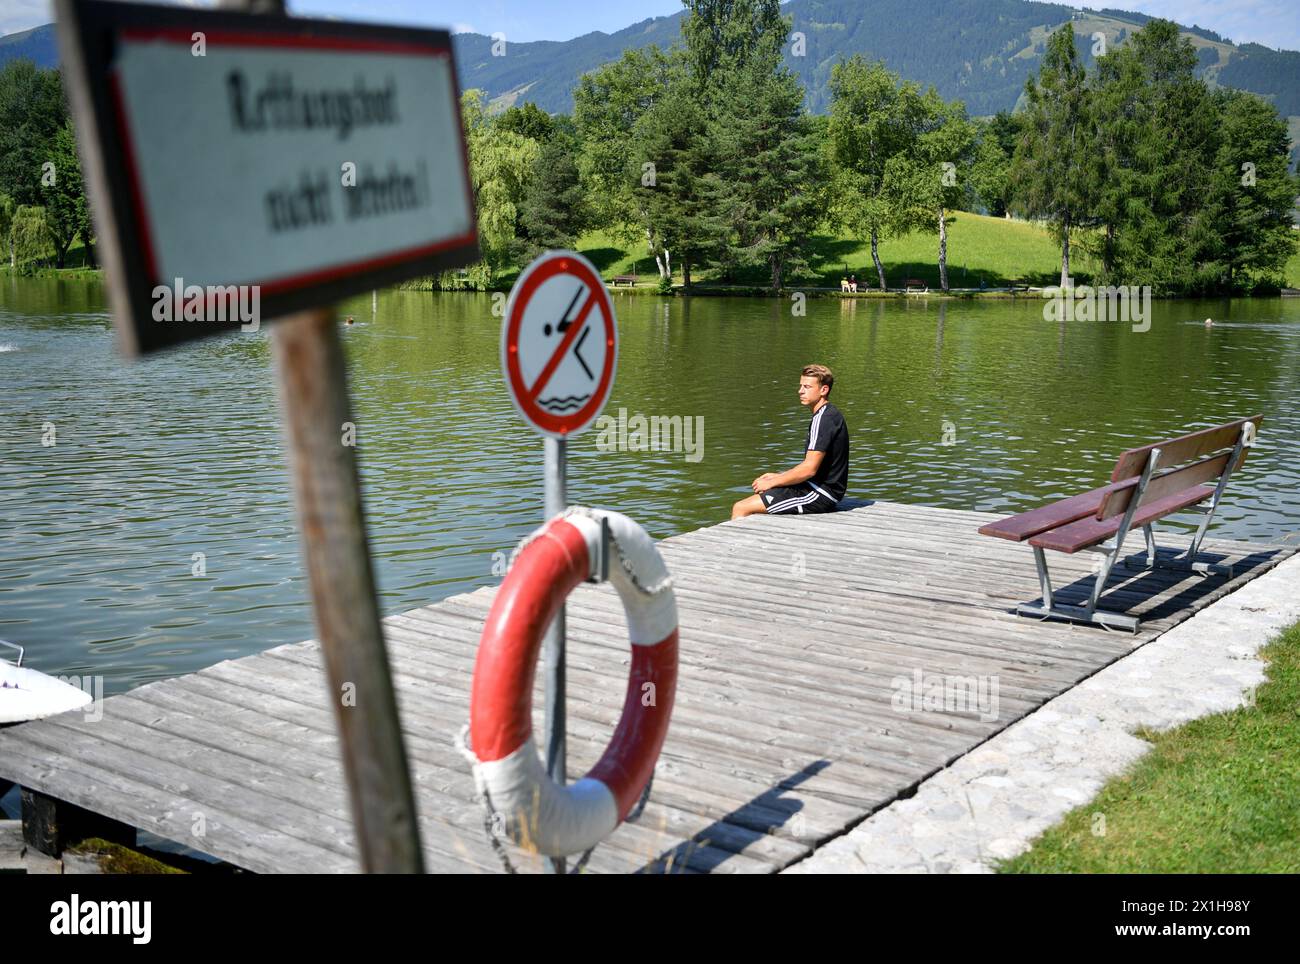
[3,277,1299,694]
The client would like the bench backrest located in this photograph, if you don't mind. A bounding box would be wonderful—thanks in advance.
[1097,416,1261,520]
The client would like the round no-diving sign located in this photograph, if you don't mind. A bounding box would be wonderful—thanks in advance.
[501,250,618,438]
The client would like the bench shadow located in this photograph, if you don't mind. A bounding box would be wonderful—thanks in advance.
[1028,546,1288,625]
[634,759,830,874]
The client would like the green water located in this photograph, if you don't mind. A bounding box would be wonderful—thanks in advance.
[3,277,1299,693]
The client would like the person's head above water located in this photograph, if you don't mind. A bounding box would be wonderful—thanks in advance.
[798,364,834,409]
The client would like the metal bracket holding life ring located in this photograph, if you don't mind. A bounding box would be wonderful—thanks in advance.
[465,506,678,859]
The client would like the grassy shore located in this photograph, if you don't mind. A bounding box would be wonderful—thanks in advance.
[574,211,1081,291]
[999,620,1300,873]
[7,215,1298,291]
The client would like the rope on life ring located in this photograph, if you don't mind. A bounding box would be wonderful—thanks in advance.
[465,506,678,859]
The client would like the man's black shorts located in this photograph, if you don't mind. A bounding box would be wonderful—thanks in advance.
[760,483,839,514]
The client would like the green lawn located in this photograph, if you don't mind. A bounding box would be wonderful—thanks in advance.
[577,211,1076,290]
[999,620,1300,874]
[8,218,1297,290]
[0,236,99,278]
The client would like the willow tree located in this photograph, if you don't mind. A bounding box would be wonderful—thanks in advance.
[460,89,540,272]
[0,193,15,268]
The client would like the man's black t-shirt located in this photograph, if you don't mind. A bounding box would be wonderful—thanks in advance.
[806,401,849,502]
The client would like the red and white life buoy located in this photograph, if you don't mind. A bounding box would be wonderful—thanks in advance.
[469,507,678,857]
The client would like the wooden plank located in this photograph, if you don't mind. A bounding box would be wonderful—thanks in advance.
[0,500,1287,874]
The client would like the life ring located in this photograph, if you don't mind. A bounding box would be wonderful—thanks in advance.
[470,507,678,857]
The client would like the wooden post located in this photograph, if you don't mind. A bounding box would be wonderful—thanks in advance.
[21,787,136,857]
[271,310,424,873]
[221,0,423,874]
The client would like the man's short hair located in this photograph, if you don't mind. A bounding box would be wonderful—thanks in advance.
[802,364,834,395]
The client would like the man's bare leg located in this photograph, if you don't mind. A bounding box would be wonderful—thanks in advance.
[731,494,768,520]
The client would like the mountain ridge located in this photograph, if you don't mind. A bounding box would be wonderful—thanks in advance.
[3,0,1296,119]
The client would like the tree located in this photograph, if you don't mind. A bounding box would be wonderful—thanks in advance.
[516,131,590,261]
[710,60,825,291]
[968,113,1018,218]
[0,193,15,269]
[828,57,920,289]
[10,205,52,271]
[680,0,824,290]
[1011,24,1099,287]
[0,61,67,206]
[1090,20,1219,292]
[630,75,727,287]
[39,119,86,268]
[882,89,976,291]
[573,47,678,269]
[460,89,541,271]
[680,0,787,96]
[497,102,555,144]
[1204,88,1300,288]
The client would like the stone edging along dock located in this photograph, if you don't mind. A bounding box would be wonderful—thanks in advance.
[0,501,1291,873]
[786,552,1300,874]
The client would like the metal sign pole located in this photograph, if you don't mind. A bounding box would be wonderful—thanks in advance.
[542,435,567,875]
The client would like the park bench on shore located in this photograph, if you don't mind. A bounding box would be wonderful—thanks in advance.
[610,274,638,287]
[978,416,1261,631]
[903,278,928,294]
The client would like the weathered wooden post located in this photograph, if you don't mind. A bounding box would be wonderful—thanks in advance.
[57,0,479,871]
[221,0,421,880]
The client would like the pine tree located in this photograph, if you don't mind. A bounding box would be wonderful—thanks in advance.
[516,132,590,261]
[631,76,727,288]
[1091,20,1218,292]
[1205,88,1300,289]
[39,120,85,269]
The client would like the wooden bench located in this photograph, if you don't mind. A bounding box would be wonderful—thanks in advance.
[903,278,928,294]
[978,416,1261,631]
[610,275,638,287]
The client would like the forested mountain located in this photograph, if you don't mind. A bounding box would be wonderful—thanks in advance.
[4,0,1297,118]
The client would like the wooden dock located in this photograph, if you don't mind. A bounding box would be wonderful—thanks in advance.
[0,501,1291,873]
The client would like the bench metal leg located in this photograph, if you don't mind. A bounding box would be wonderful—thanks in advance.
[1015,545,1141,632]
[1032,546,1053,610]
[1112,518,1236,578]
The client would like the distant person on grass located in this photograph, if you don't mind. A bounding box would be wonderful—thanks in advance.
[730,364,849,519]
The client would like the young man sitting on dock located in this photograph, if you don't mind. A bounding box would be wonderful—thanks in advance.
[730,364,849,519]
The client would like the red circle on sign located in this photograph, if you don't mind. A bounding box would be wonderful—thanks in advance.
[501,252,618,438]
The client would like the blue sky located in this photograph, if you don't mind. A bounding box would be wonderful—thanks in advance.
[3,1,1298,51]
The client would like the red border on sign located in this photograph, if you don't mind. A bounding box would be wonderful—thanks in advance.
[504,255,617,436]
[107,28,478,295]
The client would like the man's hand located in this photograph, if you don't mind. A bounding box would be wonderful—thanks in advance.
[752,473,779,493]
